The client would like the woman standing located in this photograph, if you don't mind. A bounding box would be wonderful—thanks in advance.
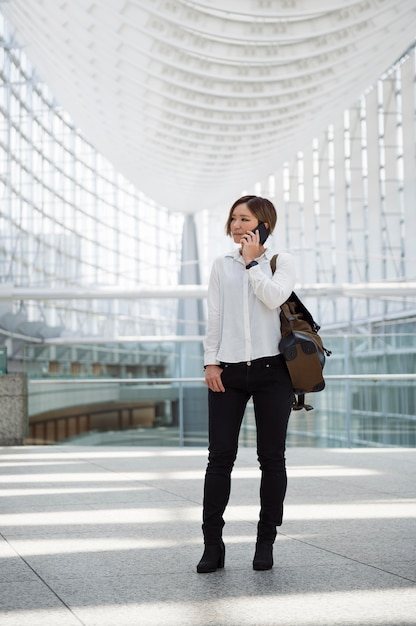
[197,195,296,573]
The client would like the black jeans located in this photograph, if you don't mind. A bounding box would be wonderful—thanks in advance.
[202,355,293,542]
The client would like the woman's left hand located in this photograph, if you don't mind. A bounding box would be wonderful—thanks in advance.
[241,229,261,265]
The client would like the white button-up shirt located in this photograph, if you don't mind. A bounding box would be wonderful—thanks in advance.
[204,248,296,365]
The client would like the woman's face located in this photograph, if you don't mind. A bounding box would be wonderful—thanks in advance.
[229,203,259,244]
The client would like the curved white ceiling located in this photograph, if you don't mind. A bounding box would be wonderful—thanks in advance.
[2,1,416,212]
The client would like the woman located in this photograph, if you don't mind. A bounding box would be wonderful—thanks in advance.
[197,195,296,573]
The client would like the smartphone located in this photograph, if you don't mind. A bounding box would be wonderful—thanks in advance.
[252,222,269,245]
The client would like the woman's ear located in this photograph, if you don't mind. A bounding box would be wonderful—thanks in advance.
[264,222,269,231]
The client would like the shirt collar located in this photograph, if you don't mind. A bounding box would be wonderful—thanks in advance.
[226,247,274,262]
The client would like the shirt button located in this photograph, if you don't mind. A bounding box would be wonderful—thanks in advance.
[247,361,251,366]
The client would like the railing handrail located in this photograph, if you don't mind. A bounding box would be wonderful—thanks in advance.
[28,373,416,385]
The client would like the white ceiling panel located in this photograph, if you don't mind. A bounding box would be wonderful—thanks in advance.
[2,0,416,212]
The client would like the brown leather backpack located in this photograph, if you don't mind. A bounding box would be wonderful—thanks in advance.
[271,254,331,411]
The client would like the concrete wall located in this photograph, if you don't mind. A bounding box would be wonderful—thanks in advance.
[0,374,27,445]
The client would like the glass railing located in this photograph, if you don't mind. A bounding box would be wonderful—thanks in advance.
[24,335,416,448]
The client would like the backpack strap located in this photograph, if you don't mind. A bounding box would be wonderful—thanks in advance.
[270,253,278,275]
[271,255,321,334]
[292,394,314,411]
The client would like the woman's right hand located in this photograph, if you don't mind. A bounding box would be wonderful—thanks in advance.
[204,365,225,392]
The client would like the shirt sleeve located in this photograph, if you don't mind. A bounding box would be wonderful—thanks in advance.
[203,258,222,366]
[247,252,296,309]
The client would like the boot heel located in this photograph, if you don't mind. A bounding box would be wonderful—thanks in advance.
[196,540,225,573]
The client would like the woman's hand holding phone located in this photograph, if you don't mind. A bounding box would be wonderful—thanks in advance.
[241,222,269,265]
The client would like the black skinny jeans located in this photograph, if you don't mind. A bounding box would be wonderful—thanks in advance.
[202,354,294,542]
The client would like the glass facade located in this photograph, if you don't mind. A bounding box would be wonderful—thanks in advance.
[0,16,184,349]
[197,47,416,330]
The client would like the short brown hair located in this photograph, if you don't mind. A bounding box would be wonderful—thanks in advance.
[225,195,277,236]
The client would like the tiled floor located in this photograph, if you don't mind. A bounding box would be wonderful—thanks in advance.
[0,445,415,626]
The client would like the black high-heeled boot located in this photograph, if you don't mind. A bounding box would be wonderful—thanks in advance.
[196,540,225,573]
[252,521,276,570]
[252,541,273,570]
